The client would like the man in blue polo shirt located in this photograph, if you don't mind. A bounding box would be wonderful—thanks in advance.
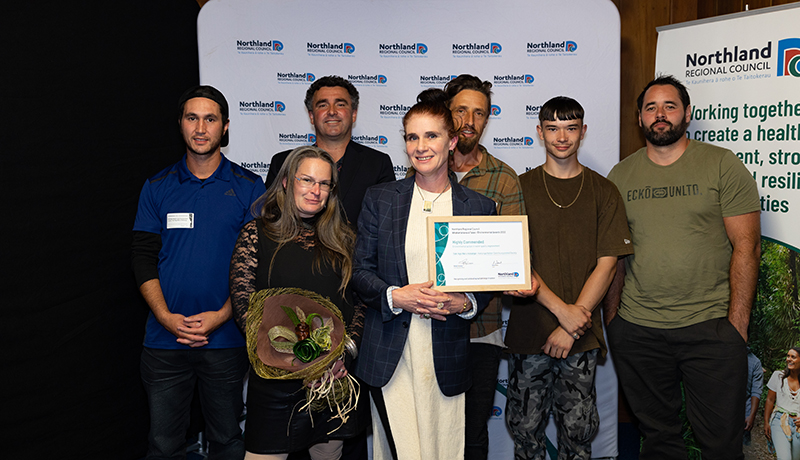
[132,85,264,460]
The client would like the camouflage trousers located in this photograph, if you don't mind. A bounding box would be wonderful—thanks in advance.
[506,350,599,460]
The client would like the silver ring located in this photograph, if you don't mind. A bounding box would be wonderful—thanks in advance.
[572,333,580,340]
[423,313,431,319]
[436,302,445,309]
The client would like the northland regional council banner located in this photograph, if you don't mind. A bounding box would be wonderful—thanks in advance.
[655,3,800,251]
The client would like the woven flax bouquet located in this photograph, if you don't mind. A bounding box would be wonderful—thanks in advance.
[246,287,359,427]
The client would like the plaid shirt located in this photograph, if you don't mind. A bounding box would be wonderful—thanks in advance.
[460,146,525,338]
[408,145,525,337]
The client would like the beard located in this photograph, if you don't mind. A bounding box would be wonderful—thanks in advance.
[642,117,690,146]
[456,132,480,154]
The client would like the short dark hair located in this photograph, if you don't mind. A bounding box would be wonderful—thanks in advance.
[177,85,229,147]
[443,74,492,110]
[304,76,359,111]
[403,88,457,139]
[637,75,690,112]
[539,96,584,124]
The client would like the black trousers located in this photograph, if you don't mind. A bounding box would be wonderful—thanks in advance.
[607,315,747,460]
[464,343,503,460]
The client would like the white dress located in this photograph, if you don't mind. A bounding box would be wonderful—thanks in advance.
[371,184,465,460]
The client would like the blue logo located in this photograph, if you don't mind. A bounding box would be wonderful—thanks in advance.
[493,74,535,87]
[239,100,286,115]
[493,136,535,149]
[527,41,578,56]
[492,406,502,417]
[348,74,388,86]
[491,105,501,116]
[236,39,284,54]
[778,38,800,77]
[307,42,354,55]
[378,42,428,57]
[278,132,315,144]
[453,42,502,57]
[352,134,388,147]
[277,72,315,84]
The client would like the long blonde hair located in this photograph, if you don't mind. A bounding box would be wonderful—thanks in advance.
[251,146,355,293]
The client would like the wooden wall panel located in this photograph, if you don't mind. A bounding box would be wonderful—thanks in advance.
[618,0,673,158]
[672,1,699,22]
[617,0,799,160]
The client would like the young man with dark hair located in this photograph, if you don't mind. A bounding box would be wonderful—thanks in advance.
[132,85,264,459]
[606,75,761,459]
[505,96,632,460]
[266,75,394,227]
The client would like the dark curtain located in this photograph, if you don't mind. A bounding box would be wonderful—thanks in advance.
[3,2,201,458]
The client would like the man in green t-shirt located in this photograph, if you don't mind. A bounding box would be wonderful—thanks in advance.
[505,96,633,460]
[606,75,761,460]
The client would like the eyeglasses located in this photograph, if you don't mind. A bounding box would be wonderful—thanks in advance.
[294,176,334,192]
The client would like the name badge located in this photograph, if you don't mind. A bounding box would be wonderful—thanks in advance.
[166,213,194,229]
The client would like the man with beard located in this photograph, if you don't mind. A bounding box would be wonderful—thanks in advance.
[132,86,264,459]
[408,74,527,460]
[605,75,761,460]
[266,76,395,228]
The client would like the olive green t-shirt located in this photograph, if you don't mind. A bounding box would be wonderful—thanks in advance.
[607,140,760,328]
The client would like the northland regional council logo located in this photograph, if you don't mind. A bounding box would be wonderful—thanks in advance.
[684,38,800,80]
[236,39,283,54]
[307,41,355,56]
[419,74,457,87]
[276,72,315,84]
[527,40,577,56]
[493,74,534,86]
[348,74,387,86]
[379,103,412,118]
[493,135,534,149]
[379,42,428,57]
[351,134,388,147]
[778,38,800,77]
[452,42,502,57]
[526,104,542,119]
[278,133,315,145]
[239,100,285,115]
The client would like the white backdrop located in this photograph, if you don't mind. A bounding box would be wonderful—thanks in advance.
[655,3,800,252]
[198,1,621,457]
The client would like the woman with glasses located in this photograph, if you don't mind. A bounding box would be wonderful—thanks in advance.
[230,146,366,460]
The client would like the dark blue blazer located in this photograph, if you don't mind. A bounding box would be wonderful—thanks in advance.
[352,176,496,396]
[265,141,395,227]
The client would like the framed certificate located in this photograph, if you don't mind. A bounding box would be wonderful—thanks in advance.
[427,216,531,292]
